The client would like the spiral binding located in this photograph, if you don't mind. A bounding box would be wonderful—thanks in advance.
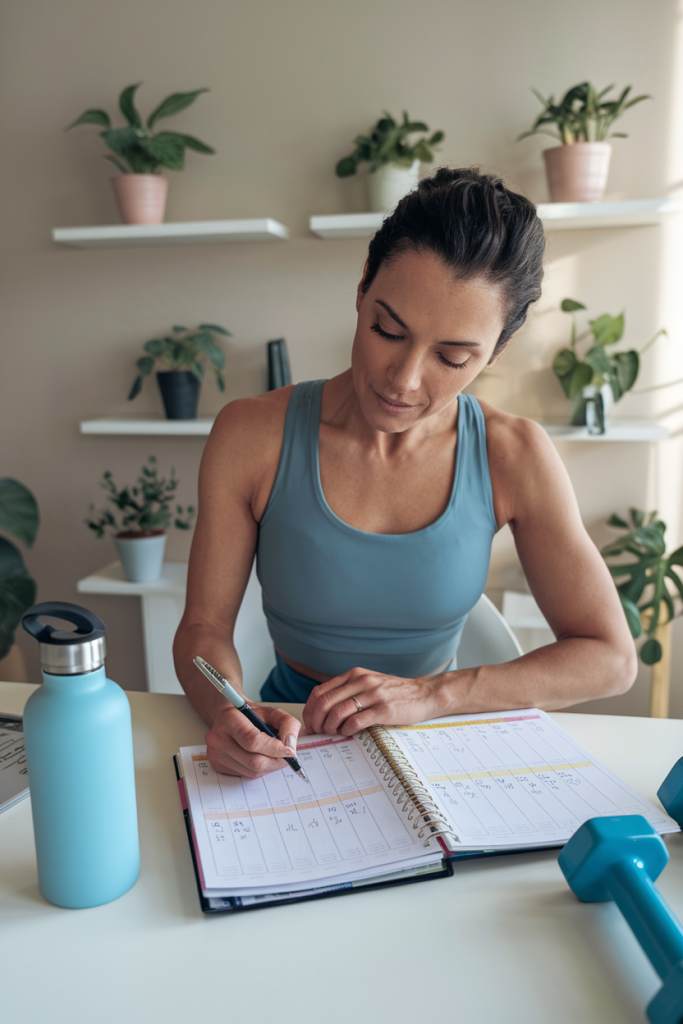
[360,726,459,848]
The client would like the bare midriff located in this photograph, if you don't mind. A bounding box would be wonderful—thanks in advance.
[277,650,451,683]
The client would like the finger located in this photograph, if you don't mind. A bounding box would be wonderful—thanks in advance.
[309,678,374,735]
[302,670,353,733]
[228,707,297,759]
[206,730,290,779]
[257,705,302,751]
[320,695,375,735]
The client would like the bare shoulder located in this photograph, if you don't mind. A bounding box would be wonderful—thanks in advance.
[476,398,570,525]
[200,386,295,516]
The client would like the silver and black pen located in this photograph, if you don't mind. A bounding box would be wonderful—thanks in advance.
[193,656,311,785]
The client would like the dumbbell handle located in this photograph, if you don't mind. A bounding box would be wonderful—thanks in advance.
[607,857,683,981]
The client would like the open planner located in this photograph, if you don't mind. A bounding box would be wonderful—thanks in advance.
[174,708,678,913]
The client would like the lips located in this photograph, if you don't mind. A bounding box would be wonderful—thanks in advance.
[372,387,416,413]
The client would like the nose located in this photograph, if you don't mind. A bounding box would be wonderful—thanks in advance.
[386,345,423,395]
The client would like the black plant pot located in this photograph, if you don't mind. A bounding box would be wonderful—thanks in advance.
[156,371,200,420]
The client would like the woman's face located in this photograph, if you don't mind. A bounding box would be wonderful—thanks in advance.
[352,248,506,433]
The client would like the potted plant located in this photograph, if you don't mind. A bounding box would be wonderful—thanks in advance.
[85,457,195,583]
[517,82,650,202]
[0,478,38,681]
[128,323,231,419]
[602,509,683,716]
[66,84,215,225]
[336,111,444,213]
[551,298,665,429]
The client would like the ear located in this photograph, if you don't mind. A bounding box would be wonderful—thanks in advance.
[356,260,369,312]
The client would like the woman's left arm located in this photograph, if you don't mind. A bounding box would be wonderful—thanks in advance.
[304,412,637,735]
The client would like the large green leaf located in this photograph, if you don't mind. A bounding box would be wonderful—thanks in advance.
[607,513,629,528]
[641,638,662,665]
[119,84,143,127]
[612,350,639,393]
[0,536,28,579]
[584,345,612,376]
[619,593,642,638]
[65,108,111,131]
[589,312,625,346]
[172,133,215,155]
[336,157,357,177]
[142,133,185,170]
[568,362,593,397]
[0,479,39,547]
[560,298,586,313]
[199,323,231,336]
[0,571,36,660]
[630,525,667,556]
[147,89,209,129]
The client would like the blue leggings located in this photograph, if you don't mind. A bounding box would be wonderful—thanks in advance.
[260,652,320,703]
[259,652,457,704]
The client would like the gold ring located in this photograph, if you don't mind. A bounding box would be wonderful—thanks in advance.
[352,696,363,713]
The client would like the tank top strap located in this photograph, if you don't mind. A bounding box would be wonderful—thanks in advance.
[454,393,497,531]
[260,380,326,525]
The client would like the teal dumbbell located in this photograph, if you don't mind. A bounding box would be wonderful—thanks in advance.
[559,815,683,1024]
[658,759,683,826]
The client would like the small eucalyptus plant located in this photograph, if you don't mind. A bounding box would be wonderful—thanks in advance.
[128,324,231,401]
[66,83,215,174]
[602,509,683,665]
[336,111,444,177]
[85,457,195,538]
[552,299,665,424]
[517,82,650,145]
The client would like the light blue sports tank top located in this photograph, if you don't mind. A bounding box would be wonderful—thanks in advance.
[256,380,498,678]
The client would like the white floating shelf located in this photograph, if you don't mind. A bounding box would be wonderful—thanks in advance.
[53,218,289,249]
[310,198,682,239]
[80,416,215,435]
[77,561,188,597]
[539,420,670,442]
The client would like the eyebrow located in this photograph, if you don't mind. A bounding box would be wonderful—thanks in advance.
[375,299,482,348]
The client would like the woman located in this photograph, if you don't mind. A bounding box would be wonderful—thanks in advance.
[173,167,637,779]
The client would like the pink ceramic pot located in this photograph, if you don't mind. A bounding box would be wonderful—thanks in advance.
[542,142,612,203]
[111,174,169,225]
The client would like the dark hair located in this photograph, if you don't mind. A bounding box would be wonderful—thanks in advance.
[362,167,545,357]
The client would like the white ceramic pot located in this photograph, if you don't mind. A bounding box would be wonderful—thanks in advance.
[114,532,167,583]
[542,142,612,203]
[368,159,420,213]
[111,174,169,225]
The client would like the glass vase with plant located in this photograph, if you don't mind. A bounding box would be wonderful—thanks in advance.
[335,111,444,213]
[552,298,665,427]
[517,82,650,202]
[128,323,231,420]
[66,84,215,224]
[85,457,195,583]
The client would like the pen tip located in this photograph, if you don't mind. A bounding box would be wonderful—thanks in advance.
[300,770,311,785]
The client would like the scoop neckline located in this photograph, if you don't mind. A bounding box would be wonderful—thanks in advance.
[312,382,464,539]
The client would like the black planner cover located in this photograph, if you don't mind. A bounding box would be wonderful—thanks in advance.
[173,755,453,914]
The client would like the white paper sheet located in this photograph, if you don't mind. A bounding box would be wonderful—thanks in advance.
[180,732,444,895]
[388,709,677,851]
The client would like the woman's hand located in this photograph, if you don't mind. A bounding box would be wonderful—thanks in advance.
[303,667,444,736]
[205,702,302,779]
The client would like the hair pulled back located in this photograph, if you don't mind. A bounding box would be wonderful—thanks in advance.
[362,167,545,357]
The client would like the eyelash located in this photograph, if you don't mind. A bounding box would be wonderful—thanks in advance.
[370,321,471,371]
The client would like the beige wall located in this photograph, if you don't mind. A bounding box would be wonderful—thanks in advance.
[3,0,683,713]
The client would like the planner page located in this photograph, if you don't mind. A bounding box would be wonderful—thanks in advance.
[388,709,677,852]
[179,733,444,896]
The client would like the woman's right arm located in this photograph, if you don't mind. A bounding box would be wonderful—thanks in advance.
[173,391,301,778]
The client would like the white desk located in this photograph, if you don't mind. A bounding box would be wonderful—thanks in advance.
[2,682,683,1024]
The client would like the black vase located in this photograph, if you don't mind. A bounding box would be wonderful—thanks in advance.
[156,371,200,420]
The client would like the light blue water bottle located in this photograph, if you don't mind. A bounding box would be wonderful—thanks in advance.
[21,601,140,908]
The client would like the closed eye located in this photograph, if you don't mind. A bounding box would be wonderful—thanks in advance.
[371,321,404,341]
[439,352,471,370]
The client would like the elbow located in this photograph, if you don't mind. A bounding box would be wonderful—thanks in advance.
[608,639,638,697]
